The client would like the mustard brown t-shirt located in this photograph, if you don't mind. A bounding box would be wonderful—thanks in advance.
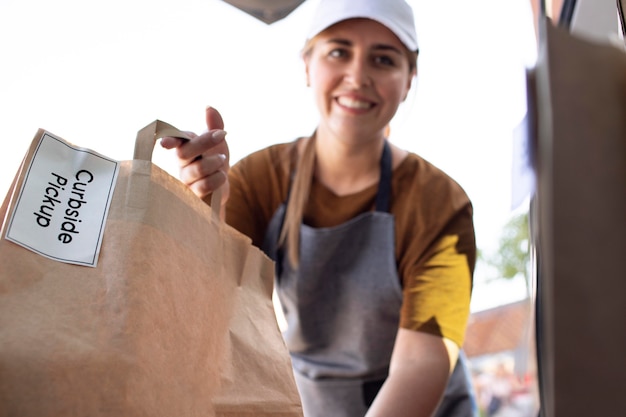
[225,140,475,347]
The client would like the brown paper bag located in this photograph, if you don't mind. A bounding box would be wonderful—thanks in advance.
[0,121,303,417]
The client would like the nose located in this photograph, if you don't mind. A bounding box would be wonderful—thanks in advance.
[344,57,372,87]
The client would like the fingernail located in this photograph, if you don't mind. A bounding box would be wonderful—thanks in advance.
[217,154,226,161]
[211,130,227,143]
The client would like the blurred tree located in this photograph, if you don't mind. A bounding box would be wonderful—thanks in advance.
[481,212,531,290]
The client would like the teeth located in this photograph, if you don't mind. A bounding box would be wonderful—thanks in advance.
[337,97,372,109]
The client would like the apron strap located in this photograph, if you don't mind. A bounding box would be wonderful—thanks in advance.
[374,140,392,213]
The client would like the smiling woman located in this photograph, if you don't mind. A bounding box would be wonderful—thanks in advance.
[302,19,415,156]
[161,0,480,416]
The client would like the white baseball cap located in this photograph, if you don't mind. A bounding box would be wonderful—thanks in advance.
[306,0,419,52]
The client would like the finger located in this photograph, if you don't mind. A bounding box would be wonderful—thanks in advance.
[206,106,225,131]
[176,130,227,166]
[179,153,227,186]
[160,136,183,149]
[187,170,228,199]
[210,132,230,166]
[160,131,197,149]
[204,106,229,166]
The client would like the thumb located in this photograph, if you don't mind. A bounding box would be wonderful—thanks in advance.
[205,106,225,131]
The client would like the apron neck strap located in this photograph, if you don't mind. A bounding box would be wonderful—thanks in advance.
[374,140,392,213]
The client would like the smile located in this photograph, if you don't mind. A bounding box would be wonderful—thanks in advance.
[336,96,375,110]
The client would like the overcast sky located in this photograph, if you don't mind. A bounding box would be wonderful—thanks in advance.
[0,0,537,310]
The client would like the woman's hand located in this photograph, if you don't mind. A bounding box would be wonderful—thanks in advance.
[161,107,230,205]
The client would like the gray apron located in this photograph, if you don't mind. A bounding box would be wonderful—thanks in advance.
[262,142,476,417]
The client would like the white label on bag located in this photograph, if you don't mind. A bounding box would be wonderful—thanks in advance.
[5,131,119,267]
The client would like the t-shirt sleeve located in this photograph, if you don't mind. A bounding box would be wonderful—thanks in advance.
[399,204,475,347]
[394,157,476,347]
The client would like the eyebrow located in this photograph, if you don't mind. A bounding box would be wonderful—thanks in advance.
[325,38,404,55]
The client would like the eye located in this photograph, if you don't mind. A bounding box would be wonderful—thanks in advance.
[374,55,396,67]
[328,48,349,59]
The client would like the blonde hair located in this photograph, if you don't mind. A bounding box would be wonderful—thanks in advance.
[278,134,317,268]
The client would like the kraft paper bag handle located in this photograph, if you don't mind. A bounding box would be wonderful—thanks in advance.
[134,120,223,219]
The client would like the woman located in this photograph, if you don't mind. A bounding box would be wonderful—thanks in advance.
[162,1,477,416]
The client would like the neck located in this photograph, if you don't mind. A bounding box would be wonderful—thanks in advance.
[311,128,385,196]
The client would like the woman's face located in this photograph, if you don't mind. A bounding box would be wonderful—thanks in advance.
[304,18,415,143]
